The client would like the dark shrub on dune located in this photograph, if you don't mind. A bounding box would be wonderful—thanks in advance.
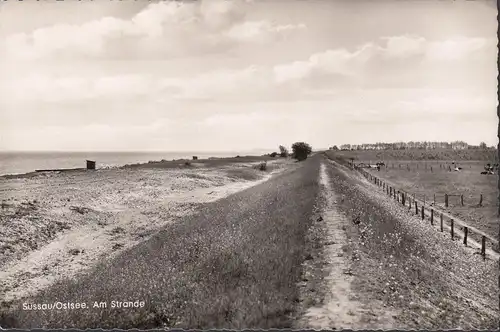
[291,142,313,161]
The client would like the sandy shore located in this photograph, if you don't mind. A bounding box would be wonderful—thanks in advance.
[0,158,293,304]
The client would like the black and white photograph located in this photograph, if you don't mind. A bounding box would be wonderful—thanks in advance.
[0,0,498,329]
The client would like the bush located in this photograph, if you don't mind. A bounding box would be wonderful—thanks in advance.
[279,145,289,157]
[258,162,267,171]
[291,142,312,161]
[269,152,279,158]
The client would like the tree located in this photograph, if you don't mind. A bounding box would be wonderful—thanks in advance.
[279,145,289,157]
[291,142,313,161]
[479,142,487,149]
[332,145,339,150]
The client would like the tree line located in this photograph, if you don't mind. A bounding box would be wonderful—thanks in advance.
[332,140,494,151]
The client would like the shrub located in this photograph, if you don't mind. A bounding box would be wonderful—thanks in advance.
[291,142,313,161]
[270,152,279,158]
[279,145,289,157]
[258,162,267,171]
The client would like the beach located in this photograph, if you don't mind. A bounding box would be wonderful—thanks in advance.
[0,156,293,304]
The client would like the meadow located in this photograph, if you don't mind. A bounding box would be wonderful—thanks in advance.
[328,149,498,239]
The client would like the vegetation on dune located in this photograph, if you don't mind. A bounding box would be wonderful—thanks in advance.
[279,145,289,158]
[291,142,313,161]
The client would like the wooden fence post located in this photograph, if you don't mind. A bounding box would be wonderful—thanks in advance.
[440,213,443,232]
[451,219,454,240]
[433,193,436,205]
[421,205,424,220]
[430,209,434,225]
[408,198,412,210]
[415,201,418,215]
[460,194,464,206]
[430,166,433,172]
[481,236,486,260]
[479,194,483,207]
[463,227,468,246]
[445,194,449,208]
[402,192,406,206]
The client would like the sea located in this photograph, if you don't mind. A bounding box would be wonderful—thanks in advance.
[0,151,270,176]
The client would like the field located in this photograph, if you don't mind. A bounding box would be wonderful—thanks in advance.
[328,150,498,239]
[332,148,498,162]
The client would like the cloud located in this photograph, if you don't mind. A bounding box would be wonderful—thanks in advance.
[0,0,306,61]
[0,32,494,106]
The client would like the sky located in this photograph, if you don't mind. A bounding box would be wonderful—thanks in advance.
[0,0,497,152]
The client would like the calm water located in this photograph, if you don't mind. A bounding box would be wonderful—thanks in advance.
[0,151,264,176]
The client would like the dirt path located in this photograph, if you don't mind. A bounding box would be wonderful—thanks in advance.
[298,162,397,329]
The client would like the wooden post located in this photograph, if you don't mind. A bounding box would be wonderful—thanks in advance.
[451,219,454,240]
[479,194,483,207]
[402,193,406,206]
[423,195,426,206]
[430,209,434,225]
[440,213,443,232]
[463,227,468,246]
[481,236,486,259]
[433,193,436,205]
[431,166,433,172]
[461,194,464,206]
[415,201,418,215]
[445,194,449,208]
[421,205,424,220]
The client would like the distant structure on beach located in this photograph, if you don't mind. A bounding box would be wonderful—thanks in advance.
[86,160,96,170]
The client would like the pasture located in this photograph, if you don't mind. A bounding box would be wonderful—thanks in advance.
[328,150,498,239]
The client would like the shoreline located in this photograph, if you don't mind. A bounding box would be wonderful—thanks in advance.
[0,154,275,180]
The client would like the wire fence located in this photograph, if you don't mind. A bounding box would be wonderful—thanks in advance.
[356,167,499,261]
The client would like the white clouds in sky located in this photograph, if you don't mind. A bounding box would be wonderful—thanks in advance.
[1,0,305,61]
[0,0,496,150]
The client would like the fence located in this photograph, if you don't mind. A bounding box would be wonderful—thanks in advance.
[368,162,493,174]
[356,167,499,260]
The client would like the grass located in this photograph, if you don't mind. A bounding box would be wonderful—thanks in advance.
[0,156,322,329]
[121,156,273,171]
[327,150,498,239]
